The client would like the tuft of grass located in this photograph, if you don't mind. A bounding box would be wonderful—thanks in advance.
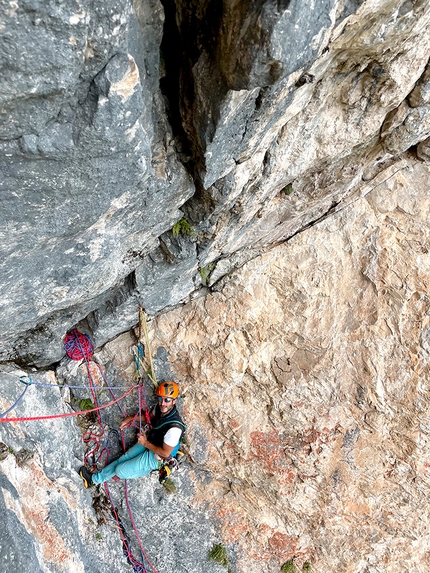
[199,262,216,286]
[8,447,15,455]
[209,543,229,568]
[282,183,294,195]
[172,218,196,238]
[162,478,177,494]
[96,533,102,541]
[79,398,95,411]
[302,563,312,572]
[281,561,297,573]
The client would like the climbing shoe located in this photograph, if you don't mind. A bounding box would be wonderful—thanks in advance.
[79,466,93,488]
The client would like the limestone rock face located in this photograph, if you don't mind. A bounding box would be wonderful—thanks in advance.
[0,360,223,573]
[0,158,429,572]
[2,2,430,572]
[147,158,430,573]
[0,368,122,573]
[1,0,430,365]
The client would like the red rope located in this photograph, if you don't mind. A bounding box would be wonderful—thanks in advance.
[105,484,150,573]
[0,385,138,423]
[139,385,152,427]
[64,331,157,572]
[63,329,105,426]
[124,478,160,573]
[86,362,103,427]
[82,430,108,468]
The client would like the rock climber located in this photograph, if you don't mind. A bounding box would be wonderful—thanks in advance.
[79,381,185,488]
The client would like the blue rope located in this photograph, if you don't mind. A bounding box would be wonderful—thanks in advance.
[0,372,133,390]
[95,366,128,418]
[87,363,104,426]
[102,429,121,461]
[0,376,33,418]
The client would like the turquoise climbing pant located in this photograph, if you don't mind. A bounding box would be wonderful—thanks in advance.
[92,443,159,484]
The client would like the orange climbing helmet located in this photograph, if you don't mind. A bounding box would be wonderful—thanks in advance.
[156,381,179,399]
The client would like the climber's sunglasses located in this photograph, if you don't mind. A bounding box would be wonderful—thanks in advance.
[157,397,173,403]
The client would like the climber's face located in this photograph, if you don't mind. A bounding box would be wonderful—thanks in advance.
[157,396,176,416]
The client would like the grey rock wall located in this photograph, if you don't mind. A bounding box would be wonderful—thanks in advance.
[1,1,430,369]
[0,0,194,365]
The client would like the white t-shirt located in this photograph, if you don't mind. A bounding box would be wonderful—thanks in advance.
[153,426,182,461]
[163,426,182,447]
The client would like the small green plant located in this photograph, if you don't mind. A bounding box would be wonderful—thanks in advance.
[281,561,297,573]
[172,218,196,238]
[162,478,177,494]
[8,447,15,455]
[88,518,95,525]
[199,262,216,285]
[96,533,102,541]
[302,563,312,572]
[209,543,229,568]
[79,398,95,411]
[282,183,294,195]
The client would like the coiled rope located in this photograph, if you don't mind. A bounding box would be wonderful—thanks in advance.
[63,329,94,361]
